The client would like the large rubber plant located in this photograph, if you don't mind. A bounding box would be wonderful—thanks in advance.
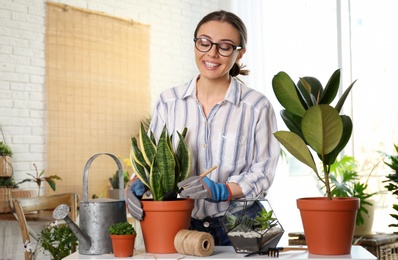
[272,69,356,199]
[130,123,190,201]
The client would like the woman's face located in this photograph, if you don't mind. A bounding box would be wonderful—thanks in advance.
[194,20,245,82]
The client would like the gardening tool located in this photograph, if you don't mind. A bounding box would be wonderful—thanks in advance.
[53,153,127,255]
[245,246,307,257]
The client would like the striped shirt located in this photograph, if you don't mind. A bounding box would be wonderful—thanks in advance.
[150,75,280,219]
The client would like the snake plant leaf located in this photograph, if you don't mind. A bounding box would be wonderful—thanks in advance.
[273,131,318,173]
[149,159,163,201]
[302,104,343,156]
[176,129,191,182]
[130,137,150,187]
[272,71,306,117]
[280,110,304,139]
[322,115,353,166]
[335,80,356,113]
[155,126,176,196]
[319,69,340,104]
[139,122,156,166]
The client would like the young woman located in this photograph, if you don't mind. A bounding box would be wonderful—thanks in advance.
[128,10,280,246]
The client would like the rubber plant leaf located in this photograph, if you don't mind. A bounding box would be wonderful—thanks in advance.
[273,131,318,174]
[280,110,304,139]
[301,104,343,156]
[335,80,357,113]
[322,115,353,166]
[298,76,323,106]
[319,69,340,104]
[272,71,306,117]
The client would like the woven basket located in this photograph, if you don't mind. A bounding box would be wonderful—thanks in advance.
[0,188,37,213]
[0,156,12,177]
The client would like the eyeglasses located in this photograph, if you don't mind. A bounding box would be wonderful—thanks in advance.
[193,37,242,57]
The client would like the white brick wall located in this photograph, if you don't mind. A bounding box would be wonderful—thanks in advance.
[0,1,225,257]
[0,0,223,187]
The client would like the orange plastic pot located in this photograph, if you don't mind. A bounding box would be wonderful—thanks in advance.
[141,199,194,254]
[297,197,359,255]
[110,234,136,257]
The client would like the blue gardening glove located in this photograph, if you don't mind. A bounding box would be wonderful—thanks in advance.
[126,177,147,220]
[177,176,232,202]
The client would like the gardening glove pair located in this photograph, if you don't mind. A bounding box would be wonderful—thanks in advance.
[177,176,232,202]
[126,177,147,220]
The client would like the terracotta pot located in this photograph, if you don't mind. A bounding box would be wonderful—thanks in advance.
[297,197,359,255]
[141,199,194,253]
[110,234,136,257]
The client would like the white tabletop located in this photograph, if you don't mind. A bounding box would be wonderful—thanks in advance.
[63,246,376,260]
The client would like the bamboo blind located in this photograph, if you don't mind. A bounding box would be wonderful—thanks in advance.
[45,2,151,198]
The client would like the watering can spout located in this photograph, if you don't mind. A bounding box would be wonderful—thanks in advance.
[53,204,92,250]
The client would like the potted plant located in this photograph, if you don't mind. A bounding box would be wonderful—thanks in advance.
[328,155,379,235]
[108,158,130,199]
[17,163,62,196]
[130,122,194,253]
[0,141,13,177]
[221,199,284,254]
[382,144,398,233]
[272,68,359,254]
[108,221,136,257]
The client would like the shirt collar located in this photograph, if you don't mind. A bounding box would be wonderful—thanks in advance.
[183,75,242,106]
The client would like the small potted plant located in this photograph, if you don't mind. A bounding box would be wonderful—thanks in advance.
[108,158,130,199]
[0,141,13,177]
[17,163,62,196]
[272,68,358,254]
[108,221,136,257]
[130,122,194,253]
[221,199,284,254]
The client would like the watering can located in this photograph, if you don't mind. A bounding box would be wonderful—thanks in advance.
[53,153,127,255]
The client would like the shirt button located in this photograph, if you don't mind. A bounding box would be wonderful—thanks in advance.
[203,222,210,228]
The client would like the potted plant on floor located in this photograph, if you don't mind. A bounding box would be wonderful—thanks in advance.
[328,155,379,235]
[130,122,194,253]
[272,68,358,255]
[108,221,136,257]
[382,144,398,233]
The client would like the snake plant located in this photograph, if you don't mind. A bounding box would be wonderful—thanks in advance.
[272,69,356,200]
[130,123,190,201]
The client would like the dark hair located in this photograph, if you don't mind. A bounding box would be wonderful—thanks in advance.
[194,10,249,77]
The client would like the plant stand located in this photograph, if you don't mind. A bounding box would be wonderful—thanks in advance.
[221,199,284,254]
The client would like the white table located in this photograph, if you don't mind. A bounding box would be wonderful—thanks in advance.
[63,246,377,260]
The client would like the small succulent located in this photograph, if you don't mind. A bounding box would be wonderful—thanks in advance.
[108,221,136,235]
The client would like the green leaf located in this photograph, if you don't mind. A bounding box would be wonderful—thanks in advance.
[319,69,340,104]
[335,79,356,113]
[302,105,343,156]
[150,159,163,201]
[280,110,304,139]
[139,122,156,166]
[298,76,323,106]
[273,131,317,173]
[45,178,56,191]
[130,137,150,187]
[272,71,306,117]
[155,127,175,197]
[176,129,190,182]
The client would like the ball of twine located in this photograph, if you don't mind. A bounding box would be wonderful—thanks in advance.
[174,229,215,257]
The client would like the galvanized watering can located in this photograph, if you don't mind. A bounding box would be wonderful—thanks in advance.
[53,153,127,255]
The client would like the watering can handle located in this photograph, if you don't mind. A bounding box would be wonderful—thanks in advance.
[83,153,125,202]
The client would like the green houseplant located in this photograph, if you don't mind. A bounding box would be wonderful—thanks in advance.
[130,122,194,254]
[382,144,398,233]
[272,68,359,255]
[328,155,378,234]
[108,221,136,257]
[108,158,130,199]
